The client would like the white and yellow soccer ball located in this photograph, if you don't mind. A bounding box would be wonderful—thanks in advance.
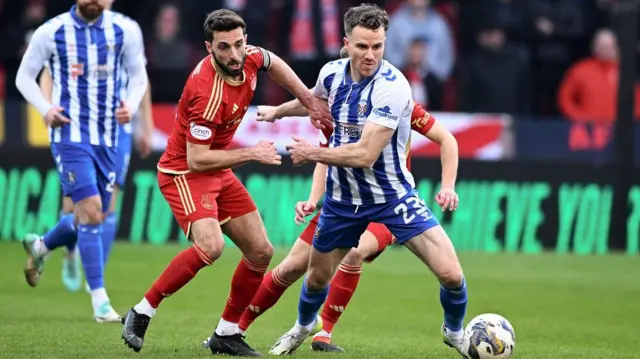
[462,313,516,359]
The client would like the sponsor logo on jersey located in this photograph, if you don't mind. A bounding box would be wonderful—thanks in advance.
[339,123,363,139]
[190,122,212,140]
[373,106,398,121]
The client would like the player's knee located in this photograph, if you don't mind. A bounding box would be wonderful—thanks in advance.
[245,240,273,266]
[195,237,224,261]
[62,197,75,213]
[305,267,332,290]
[75,196,103,225]
[342,248,365,266]
[438,264,464,289]
[277,256,308,283]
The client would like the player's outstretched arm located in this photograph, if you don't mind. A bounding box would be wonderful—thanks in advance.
[265,52,331,128]
[186,140,281,172]
[410,104,458,190]
[256,97,309,123]
[310,122,393,168]
[308,163,328,205]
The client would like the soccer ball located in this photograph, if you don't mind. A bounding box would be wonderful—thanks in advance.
[462,313,516,359]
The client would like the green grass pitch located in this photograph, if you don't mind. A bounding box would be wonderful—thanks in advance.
[0,242,638,359]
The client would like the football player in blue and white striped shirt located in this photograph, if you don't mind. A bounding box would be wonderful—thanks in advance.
[270,4,469,357]
[15,0,148,322]
[37,0,153,295]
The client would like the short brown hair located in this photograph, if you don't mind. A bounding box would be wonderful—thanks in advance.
[204,9,246,42]
[343,4,389,35]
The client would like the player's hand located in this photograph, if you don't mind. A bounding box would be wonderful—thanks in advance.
[256,105,280,123]
[44,106,71,128]
[134,129,152,159]
[115,100,132,124]
[286,135,314,166]
[252,140,282,165]
[294,201,316,225]
[435,187,459,211]
[307,96,332,130]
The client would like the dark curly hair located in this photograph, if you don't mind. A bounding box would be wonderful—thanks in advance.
[204,9,246,42]
[343,4,389,35]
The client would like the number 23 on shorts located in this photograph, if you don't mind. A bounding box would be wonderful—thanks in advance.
[394,193,432,224]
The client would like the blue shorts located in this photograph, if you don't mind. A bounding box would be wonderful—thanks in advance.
[51,143,116,213]
[312,189,440,253]
[115,125,132,188]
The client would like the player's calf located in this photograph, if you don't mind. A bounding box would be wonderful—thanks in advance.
[124,219,221,352]
[404,226,468,354]
[237,239,311,333]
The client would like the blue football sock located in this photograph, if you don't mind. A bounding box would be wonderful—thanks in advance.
[77,223,104,290]
[101,212,117,264]
[42,213,76,251]
[297,279,329,326]
[440,277,468,331]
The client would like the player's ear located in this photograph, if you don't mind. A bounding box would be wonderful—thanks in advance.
[244,34,248,44]
[204,41,213,53]
[343,36,349,49]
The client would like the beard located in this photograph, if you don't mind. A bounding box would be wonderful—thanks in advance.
[212,52,246,77]
[77,1,104,21]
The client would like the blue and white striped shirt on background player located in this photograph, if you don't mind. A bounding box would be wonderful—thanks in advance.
[313,59,415,206]
[15,6,147,147]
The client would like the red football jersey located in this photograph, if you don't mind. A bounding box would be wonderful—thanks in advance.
[158,45,270,174]
[318,103,434,172]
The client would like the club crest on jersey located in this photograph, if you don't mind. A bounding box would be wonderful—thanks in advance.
[373,106,398,121]
[201,194,213,210]
[358,102,367,117]
[190,122,212,140]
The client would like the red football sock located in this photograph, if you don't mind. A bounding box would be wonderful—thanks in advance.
[319,263,362,334]
[221,257,269,324]
[144,245,213,308]
[238,268,293,331]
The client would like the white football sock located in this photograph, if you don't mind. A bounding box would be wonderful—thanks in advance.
[215,318,239,336]
[133,297,157,317]
[90,288,109,309]
[32,238,50,257]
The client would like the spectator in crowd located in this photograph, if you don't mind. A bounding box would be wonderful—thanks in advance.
[529,0,588,116]
[458,22,530,115]
[1,0,47,99]
[148,3,191,102]
[385,0,455,82]
[558,28,640,123]
[458,0,530,57]
[402,37,443,111]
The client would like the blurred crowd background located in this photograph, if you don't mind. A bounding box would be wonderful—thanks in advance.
[1,0,638,119]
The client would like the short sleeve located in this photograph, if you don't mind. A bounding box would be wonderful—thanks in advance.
[410,103,435,134]
[367,76,412,130]
[246,45,271,72]
[312,61,340,100]
[185,79,223,145]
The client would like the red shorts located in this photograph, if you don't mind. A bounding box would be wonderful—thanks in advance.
[158,170,257,238]
[299,212,395,263]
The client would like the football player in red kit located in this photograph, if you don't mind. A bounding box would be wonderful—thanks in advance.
[203,94,459,353]
[121,9,329,356]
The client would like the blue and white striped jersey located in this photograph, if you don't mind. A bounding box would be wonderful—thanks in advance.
[313,59,415,206]
[16,6,147,147]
